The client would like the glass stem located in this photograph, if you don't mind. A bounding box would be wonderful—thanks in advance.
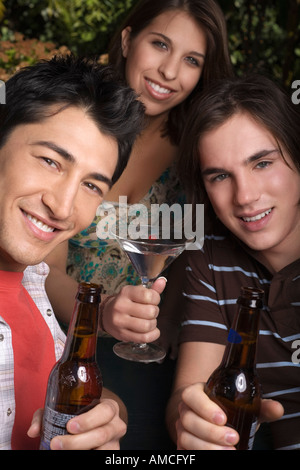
[141,279,153,289]
[136,280,155,348]
[133,342,149,350]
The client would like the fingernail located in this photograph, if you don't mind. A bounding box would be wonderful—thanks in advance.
[225,431,238,445]
[212,411,226,425]
[51,437,63,450]
[158,276,167,282]
[27,417,39,437]
[68,419,81,433]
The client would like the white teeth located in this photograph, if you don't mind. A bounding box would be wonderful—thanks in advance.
[242,209,272,223]
[147,80,172,95]
[26,213,55,233]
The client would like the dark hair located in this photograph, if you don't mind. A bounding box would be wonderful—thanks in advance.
[179,74,300,212]
[0,54,145,183]
[109,0,233,145]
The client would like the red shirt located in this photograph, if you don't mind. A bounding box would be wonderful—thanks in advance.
[0,270,56,449]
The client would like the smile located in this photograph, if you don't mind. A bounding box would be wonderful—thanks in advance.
[146,79,173,95]
[25,212,55,233]
[241,209,272,223]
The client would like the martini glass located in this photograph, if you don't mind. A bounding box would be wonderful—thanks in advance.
[111,226,193,363]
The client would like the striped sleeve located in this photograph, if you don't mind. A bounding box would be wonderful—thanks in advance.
[179,232,270,345]
[179,239,230,345]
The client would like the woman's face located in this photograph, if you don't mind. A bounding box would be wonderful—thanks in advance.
[122,10,206,117]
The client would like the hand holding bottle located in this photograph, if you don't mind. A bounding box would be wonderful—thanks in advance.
[176,288,284,450]
[37,283,128,450]
[176,382,284,450]
[27,395,127,450]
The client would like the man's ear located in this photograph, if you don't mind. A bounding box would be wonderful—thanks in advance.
[121,26,132,58]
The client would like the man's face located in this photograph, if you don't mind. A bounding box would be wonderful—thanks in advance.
[0,106,118,271]
[199,112,300,269]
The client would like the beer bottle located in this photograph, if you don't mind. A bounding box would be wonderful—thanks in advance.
[39,282,103,450]
[204,286,264,450]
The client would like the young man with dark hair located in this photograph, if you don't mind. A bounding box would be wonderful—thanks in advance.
[167,74,300,450]
[0,54,155,450]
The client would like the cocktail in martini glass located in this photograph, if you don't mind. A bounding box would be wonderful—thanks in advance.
[111,224,194,363]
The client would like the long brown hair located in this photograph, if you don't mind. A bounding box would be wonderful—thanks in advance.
[109,0,233,145]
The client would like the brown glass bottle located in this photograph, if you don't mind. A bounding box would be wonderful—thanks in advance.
[39,282,103,450]
[204,286,264,450]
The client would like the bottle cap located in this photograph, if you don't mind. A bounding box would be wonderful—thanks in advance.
[238,286,264,309]
[77,282,102,302]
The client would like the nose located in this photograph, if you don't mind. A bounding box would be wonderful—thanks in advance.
[233,174,260,207]
[42,181,78,221]
[158,54,180,81]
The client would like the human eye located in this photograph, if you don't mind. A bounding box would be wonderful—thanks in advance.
[255,160,272,169]
[152,40,168,51]
[40,157,59,170]
[83,181,103,197]
[185,56,200,67]
[211,173,229,183]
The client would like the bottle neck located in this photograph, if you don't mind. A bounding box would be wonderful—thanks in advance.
[61,299,99,362]
[222,304,261,370]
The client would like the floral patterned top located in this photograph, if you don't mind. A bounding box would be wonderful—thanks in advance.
[67,163,185,295]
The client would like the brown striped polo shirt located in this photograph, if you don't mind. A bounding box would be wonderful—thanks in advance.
[179,220,300,450]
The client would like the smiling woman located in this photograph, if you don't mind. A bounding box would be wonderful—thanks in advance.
[62,0,233,296]
[110,0,233,146]
[120,10,206,117]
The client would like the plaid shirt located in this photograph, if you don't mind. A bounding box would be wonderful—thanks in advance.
[0,262,65,450]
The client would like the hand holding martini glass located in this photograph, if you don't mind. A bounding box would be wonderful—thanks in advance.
[111,222,194,363]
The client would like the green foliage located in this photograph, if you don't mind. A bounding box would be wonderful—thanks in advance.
[1,0,299,86]
[0,0,69,81]
[2,0,137,55]
[42,0,137,55]
[219,0,300,86]
[0,0,5,21]
[0,28,69,80]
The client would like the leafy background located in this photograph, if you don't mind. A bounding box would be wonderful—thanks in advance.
[0,0,299,87]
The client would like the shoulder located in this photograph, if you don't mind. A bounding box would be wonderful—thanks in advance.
[180,220,271,344]
[23,263,66,360]
[23,262,50,287]
[186,220,237,275]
